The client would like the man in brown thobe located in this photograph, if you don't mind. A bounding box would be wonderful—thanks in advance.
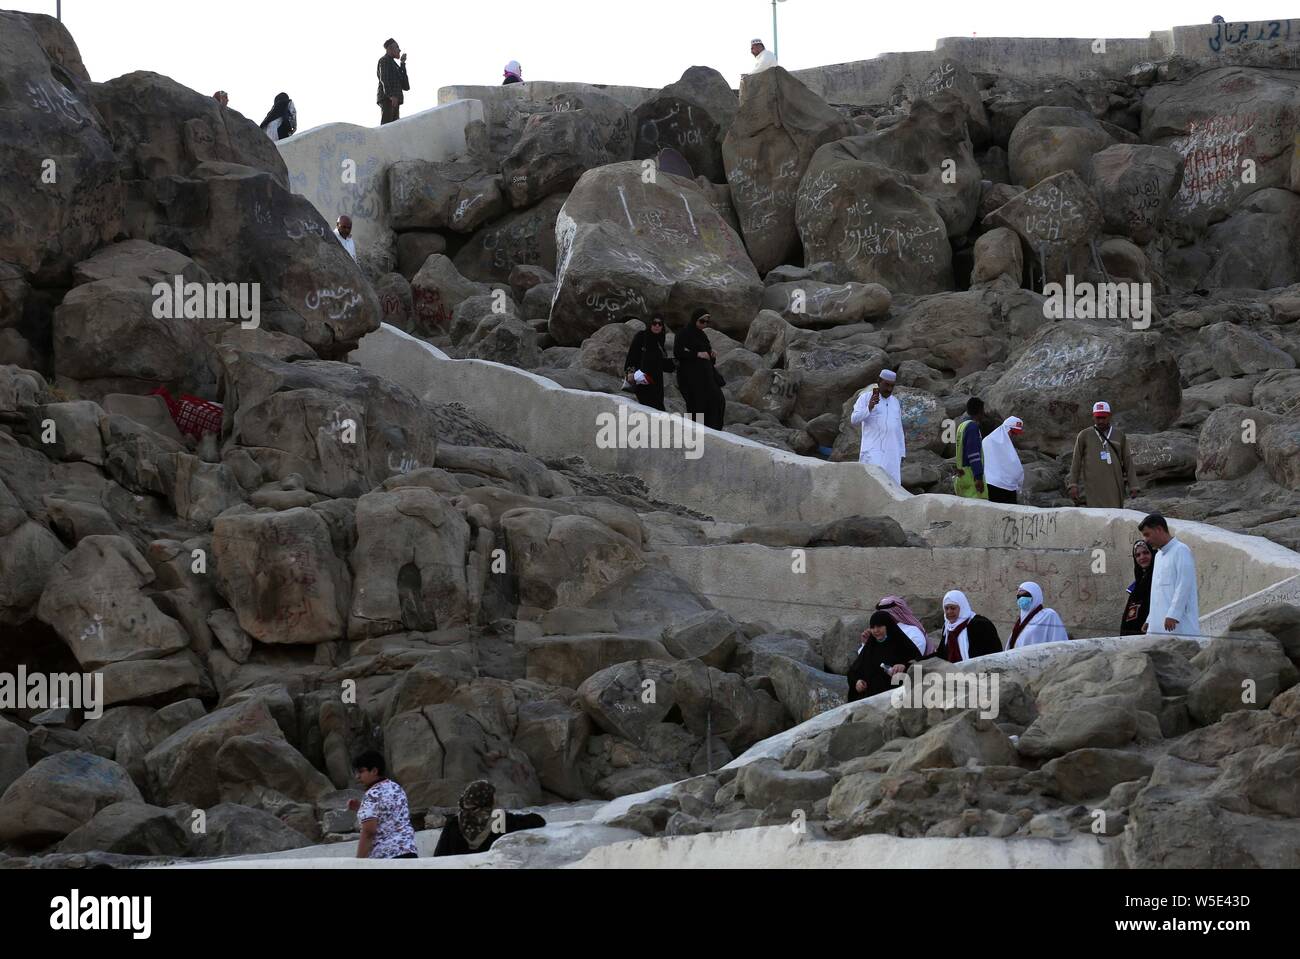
[1068,401,1137,508]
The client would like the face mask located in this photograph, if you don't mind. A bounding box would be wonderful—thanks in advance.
[1017,596,1034,612]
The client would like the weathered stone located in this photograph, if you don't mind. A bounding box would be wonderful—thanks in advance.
[387,160,506,233]
[723,68,855,274]
[550,162,761,344]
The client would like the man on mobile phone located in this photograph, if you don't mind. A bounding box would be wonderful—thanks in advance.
[850,369,906,485]
[377,38,410,125]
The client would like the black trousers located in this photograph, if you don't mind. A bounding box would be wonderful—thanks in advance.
[987,485,1018,504]
[634,383,665,411]
[381,100,401,124]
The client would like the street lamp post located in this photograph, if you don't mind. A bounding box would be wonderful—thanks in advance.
[772,0,788,61]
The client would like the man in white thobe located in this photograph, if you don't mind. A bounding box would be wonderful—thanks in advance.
[334,215,357,262]
[750,39,778,74]
[851,369,905,485]
[1140,512,1200,637]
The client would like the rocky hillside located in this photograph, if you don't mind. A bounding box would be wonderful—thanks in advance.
[0,9,1297,867]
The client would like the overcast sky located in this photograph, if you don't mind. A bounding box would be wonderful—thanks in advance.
[9,1,1283,130]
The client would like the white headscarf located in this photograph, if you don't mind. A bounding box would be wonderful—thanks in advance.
[942,590,974,634]
[1011,581,1069,647]
[982,416,1025,492]
[942,589,975,660]
[504,60,523,79]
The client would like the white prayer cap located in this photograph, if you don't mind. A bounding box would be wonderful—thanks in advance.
[1007,417,1024,432]
[879,369,897,383]
[751,38,764,45]
[1092,401,1111,414]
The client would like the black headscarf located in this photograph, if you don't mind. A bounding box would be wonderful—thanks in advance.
[261,92,295,135]
[1121,539,1154,636]
[848,611,919,702]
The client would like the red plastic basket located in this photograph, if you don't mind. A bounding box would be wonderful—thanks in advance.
[151,386,223,439]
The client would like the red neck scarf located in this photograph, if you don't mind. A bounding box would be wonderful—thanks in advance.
[945,620,970,662]
[1007,606,1042,650]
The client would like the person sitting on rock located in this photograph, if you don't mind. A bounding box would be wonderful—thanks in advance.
[1006,581,1070,649]
[260,92,297,141]
[873,595,931,655]
[1120,539,1154,636]
[848,611,926,702]
[982,416,1025,504]
[503,60,524,84]
[749,39,778,74]
[350,751,418,859]
[432,780,546,857]
[673,309,725,429]
[934,589,1002,661]
[213,90,229,108]
[624,316,675,411]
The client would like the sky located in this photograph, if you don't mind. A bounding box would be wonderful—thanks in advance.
[9,1,1289,129]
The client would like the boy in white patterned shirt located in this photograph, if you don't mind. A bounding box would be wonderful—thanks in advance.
[350,751,418,859]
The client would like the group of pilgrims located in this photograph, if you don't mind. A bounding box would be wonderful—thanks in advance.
[848,518,1198,702]
[846,586,1069,701]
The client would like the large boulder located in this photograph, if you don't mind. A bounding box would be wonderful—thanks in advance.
[385,703,540,810]
[549,162,762,344]
[723,68,855,274]
[796,104,977,294]
[986,322,1182,455]
[983,171,1104,284]
[1008,106,1114,188]
[1199,189,1300,290]
[501,92,634,208]
[190,802,311,857]
[212,507,351,645]
[0,12,122,285]
[53,243,216,398]
[453,194,568,284]
[760,280,891,328]
[1261,416,1300,491]
[1204,321,1296,378]
[147,162,380,358]
[219,350,441,498]
[387,160,506,233]
[57,801,189,857]
[633,66,739,184]
[348,488,471,637]
[1143,67,1300,229]
[502,508,643,611]
[0,751,142,846]
[36,535,191,669]
[1087,144,1185,243]
[910,59,990,145]
[410,254,492,337]
[144,699,283,807]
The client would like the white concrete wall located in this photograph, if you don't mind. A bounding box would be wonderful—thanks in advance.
[352,324,1300,632]
[790,18,1300,106]
[276,100,484,269]
[437,81,657,112]
[570,827,1104,869]
[655,544,1128,639]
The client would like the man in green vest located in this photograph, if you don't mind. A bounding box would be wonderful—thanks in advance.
[954,397,987,499]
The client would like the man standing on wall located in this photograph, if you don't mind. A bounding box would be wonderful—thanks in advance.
[852,369,906,486]
[1068,401,1136,508]
[378,39,410,125]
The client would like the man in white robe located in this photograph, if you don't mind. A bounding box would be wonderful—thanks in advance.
[749,39,778,73]
[982,416,1025,504]
[851,369,905,485]
[1141,513,1200,636]
[1007,581,1069,648]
